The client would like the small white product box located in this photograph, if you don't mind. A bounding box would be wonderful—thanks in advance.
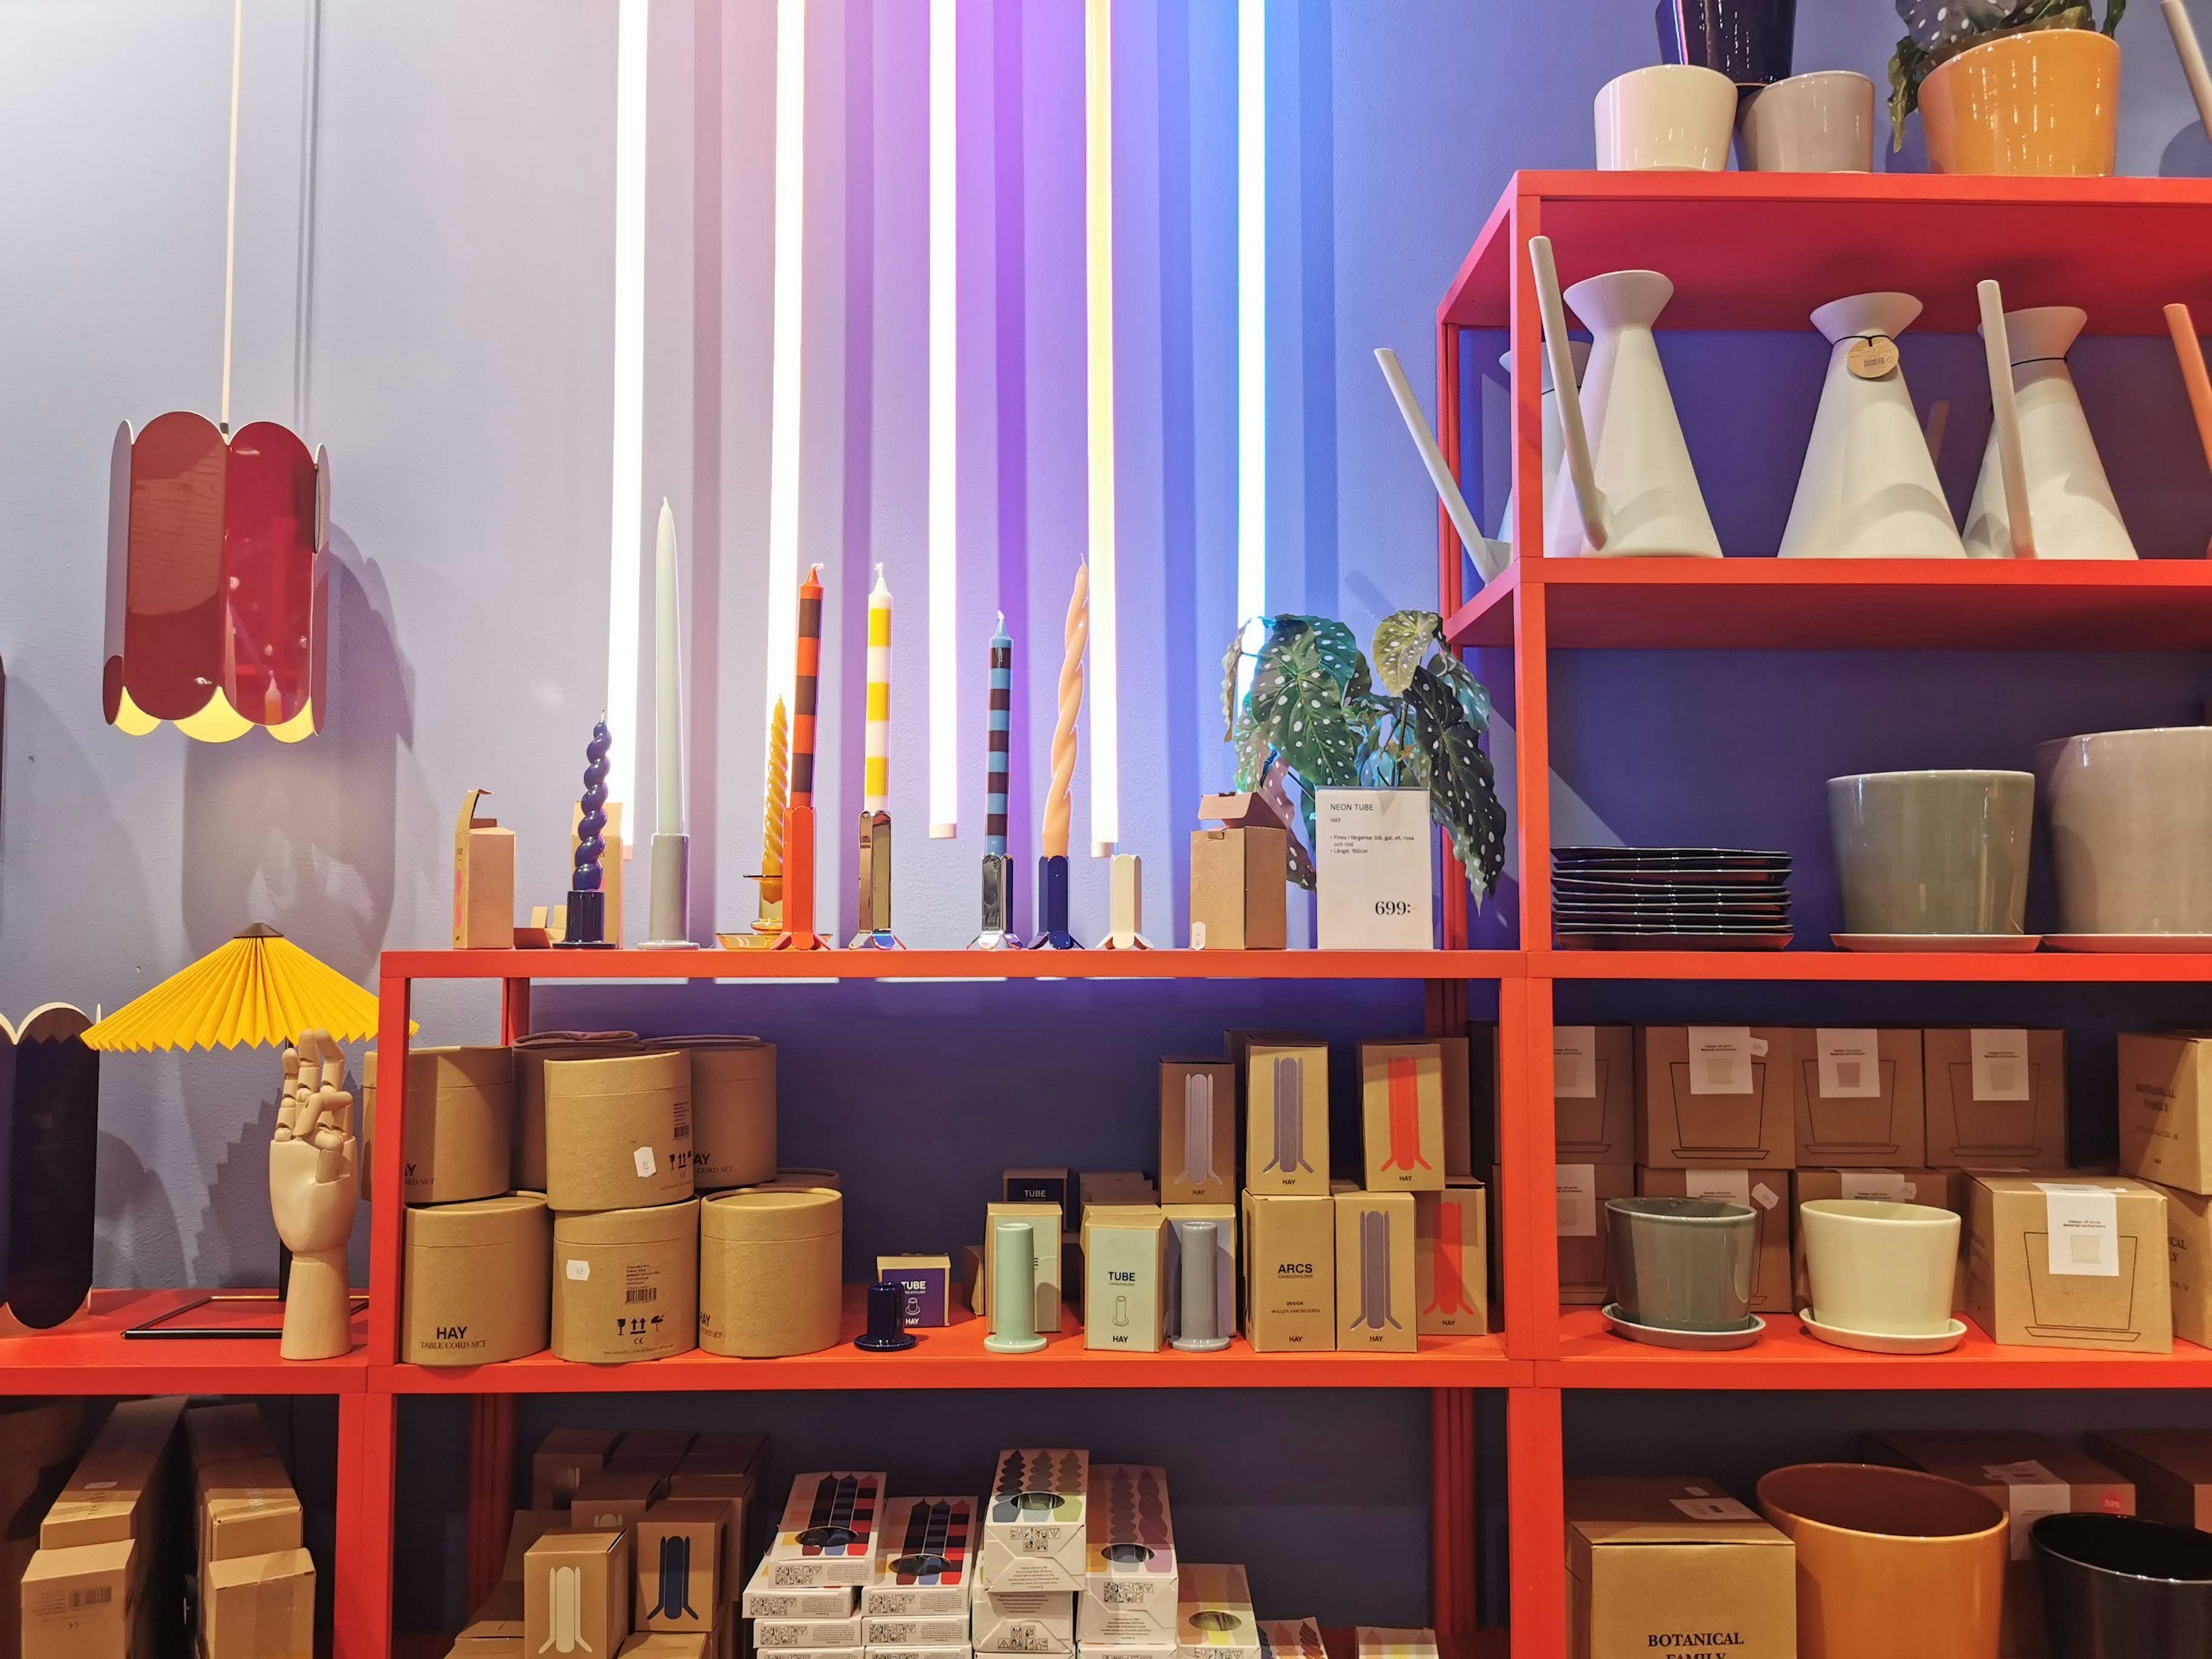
[969,1585,1075,1656]
[743,1558,859,1620]
[1173,1564,1257,1659]
[979,1450,1088,1592]
[767,1472,889,1587]
[863,1617,972,1646]
[753,1618,863,1649]
[1078,1464,1180,1643]
[1315,789,1434,951]
[865,1497,977,1615]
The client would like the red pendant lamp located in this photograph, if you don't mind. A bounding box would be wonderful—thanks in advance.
[102,0,328,745]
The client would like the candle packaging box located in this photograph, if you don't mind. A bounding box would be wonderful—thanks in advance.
[743,1558,857,1619]
[972,1588,1075,1654]
[1173,1564,1257,1659]
[2085,1431,2212,1530]
[1160,1062,1236,1205]
[1079,1465,1177,1643]
[878,1255,954,1328]
[453,789,516,949]
[619,1638,712,1659]
[768,1473,889,1589]
[1414,1179,1488,1336]
[1545,1026,1635,1166]
[1359,1041,1446,1192]
[1003,1168,1075,1232]
[552,1199,700,1363]
[1334,1191,1416,1352]
[2119,1033,2212,1194]
[636,1499,725,1633]
[1794,1028,1925,1168]
[525,1531,631,1659]
[1245,1043,1329,1196]
[572,1468,668,1533]
[1564,1479,1794,1659]
[1965,1175,2171,1353]
[1189,795,1288,951]
[755,1617,864,1649]
[1256,1621,1326,1659]
[983,1203,1066,1334]
[532,1429,619,1507]
[1082,1207,1168,1352]
[1240,1194,1334,1351]
[980,1450,1087,1592]
[665,1471,752,1617]
[1634,1027,1798,1169]
[1925,1029,2067,1167]
[1637,1168,1791,1313]
[863,1496,975,1616]
[1163,1205,1237,1346]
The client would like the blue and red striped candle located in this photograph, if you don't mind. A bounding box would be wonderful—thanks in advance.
[986,612,1012,858]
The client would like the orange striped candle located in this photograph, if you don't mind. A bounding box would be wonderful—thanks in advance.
[791,563,823,809]
[864,565,891,812]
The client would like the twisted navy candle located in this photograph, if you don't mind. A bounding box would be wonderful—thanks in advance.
[573,719,611,892]
[986,612,1012,857]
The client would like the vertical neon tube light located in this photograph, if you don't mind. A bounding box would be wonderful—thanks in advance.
[605,0,649,823]
[1236,0,1266,634]
[1083,0,1118,858]
[765,0,809,753]
[927,0,959,838]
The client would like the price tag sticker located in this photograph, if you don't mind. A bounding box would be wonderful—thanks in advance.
[565,1260,590,1282]
[1847,336,1901,380]
[634,1146,658,1178]
[1687,1028,1753,1096]
[1555,1027,1598,1100]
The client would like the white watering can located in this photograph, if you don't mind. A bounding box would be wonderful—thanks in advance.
[1529,236,1722,559]
[1779,293,1965,560]
[1373,347,1508,586]
[1964,281,2138,561]
[1495,343,1592,557]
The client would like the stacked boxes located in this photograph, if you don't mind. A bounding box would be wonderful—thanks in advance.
[976,1450,1085,1657]
[188,1404,314,1659]
[1540,1025,1635,1306]
[1078,1465,1175,1658]
[1173,1565,1256,1659]
[862,1497,974,1659]
[25,1397,187,1659]
[0,1401,88,1659]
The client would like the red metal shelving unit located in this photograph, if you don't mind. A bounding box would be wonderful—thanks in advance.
[1440,170,2212,1659]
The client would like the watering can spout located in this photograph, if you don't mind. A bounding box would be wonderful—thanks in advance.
[1976,279,2037,561]
[1528,237,1609,552]
[1372,347,1507,586]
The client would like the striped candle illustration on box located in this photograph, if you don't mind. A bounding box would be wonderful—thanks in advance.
[851,565,902,948]
[972,612,1022,948]
[774,565,829,949]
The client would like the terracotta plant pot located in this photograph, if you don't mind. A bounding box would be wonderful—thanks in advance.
[1918,29,2120,177]
[1758,1462,2006,1658]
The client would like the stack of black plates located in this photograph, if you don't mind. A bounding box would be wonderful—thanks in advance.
[1552,847,1792,950]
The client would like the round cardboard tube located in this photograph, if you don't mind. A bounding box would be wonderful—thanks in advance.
[511,1033,642,1190]
[403,1192,550,1365]
[698,1187,841,1357]
[647,1037,777,1191]
[551,1199,699,1363]
[363,1045,514,1204]
[541,1050,694,1213]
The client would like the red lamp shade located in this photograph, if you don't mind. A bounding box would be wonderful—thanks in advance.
[102,413,329,742]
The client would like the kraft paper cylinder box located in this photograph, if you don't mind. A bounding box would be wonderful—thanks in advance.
[1241,1192,1334,1350]
[1636,1168,1791,1314]
[2120,1033,2212,1194]
[1333,1191,1416,1351]
[1565,1478,1796,1659]
[648,1037,777,1193]
[551,1199,700,1363]
[1546,1025,1636,1165]
[1159,1061,1235,1205]
[698,1188,842,1358]
[543,1049,695,1212]
[1965,1176,2171,1353]
[1925,1029,2067,1167]
[453,788,517,949]
[1870,1430,2135,1659]
[402,1192,551,1365]
[363,1044,514,1205]
[1359,1041,1446,1192]
[636,1498,725,1632]
[2084,1431,2212,1530]
[1794,1028,1926,1168]
[513,1033,643,1192]
[1246,1042,1329,1196]
[1414,1179,1488,1336]
[980,1450,1086,1591]
[525,1529,631,1659]
[1079,1464,1177,1644]
[1081,1206,1166,1351]
[1634,1026,1798,1169]
[1790,1170,1945,1311]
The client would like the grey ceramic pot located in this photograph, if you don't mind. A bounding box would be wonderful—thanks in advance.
[1607,1196,1755,1330]
[2035,1512,2212,1657]
[2037,728,2212,935]
[1828,770,2035,935]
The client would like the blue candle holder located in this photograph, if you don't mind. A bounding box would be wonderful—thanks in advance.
[1031,854,1079,950]
[558,720,615,949]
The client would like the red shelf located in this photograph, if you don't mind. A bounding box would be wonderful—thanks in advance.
[381,947,1524,982]
[1532,948,2212,982]
[1444,559,2212,652]
[1553,1306,2212,1389]
[1439,171,2212,334]
[0,1291,368,1394]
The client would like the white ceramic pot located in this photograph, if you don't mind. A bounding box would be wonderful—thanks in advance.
[2037,727,2212,934]
[1800,1198,1959,1336]
[1595,65,1738,171]
[1736,71,1875,172]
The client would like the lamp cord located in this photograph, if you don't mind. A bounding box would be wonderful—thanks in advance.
[220,0,243,435]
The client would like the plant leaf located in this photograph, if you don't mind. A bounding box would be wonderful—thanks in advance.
[1427,653,1493,735]
[1260,759,1317,889]
[1431,719,1508,904]
[1248,631,1363,791]
[1221,628,1248,744]
[1372,610,1440,698]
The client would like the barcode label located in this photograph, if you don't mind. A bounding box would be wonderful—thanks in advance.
[72,1589,112,1608]
[625,1287,658,1304]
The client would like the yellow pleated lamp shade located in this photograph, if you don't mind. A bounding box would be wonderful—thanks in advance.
[81,925,406,1052]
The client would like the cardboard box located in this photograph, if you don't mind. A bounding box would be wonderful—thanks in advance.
[532,1431,622,1510]
[859,1615,967,1645]
[552,1199,700,1364]
[182,1406,275,1472]
[861,1496,974,1615]
[500,1512,573,1584]
[741,1556,855,1619]
[463,1581,526,1639]
[1334,1191,1415,1352]
[979,1451,1085,1592]
[1634,1028,1797,1169]
[617,1637,710,1659]
[21,1540,133,1657]
[1966,1175,2171,1352]
[454,789,517,949]
[1547,1025,1634,1165]
[1353,1633,1437,1659]
[1173,1563,1255,1659]
[1790,1169,1945,1312]
[635,1499,724,1631]
[681,1432,762,1474]
[199,1457,302,1565]
[1925,1029,2067,1166]
[1414,1180,1488,1336]
[971,1589,1073,1655]
[1541,1162,1637,1306]
[1870,1432,2133,1657]
[1563,1478,1794,1659]
[1083,1207,1167,1352]
[1081,1172,1157,1210]
[202,1547,314,1659]
[873,1255,952,1329]
[1164,1205,1236,1347]
[1255,1621,1324,1659]
[2120,1034,2212,1194]
[1438,1033,1475,1179]
[447,1639,521,1659]
[41,1396,184,1551]
[2085,1431,2212,1531]
[982,1203,1065,1334]
[767,1474,886,1589]
[1359,1042,1446,1192]
[525,1531,630,1659]
[1190,797,1287,952]
[1160,1062,1236,1205]
[1314,788,1433,950]
[1246,1043,1328,1196]
[1241,1194,1334,1351]
[1796,1028,1925,1167]
[1079,1465,1176,1643]
[1003,1169,1074,1233]
[664,1472,752,1617]
[1637,1168,1791,1314]
[573,1468,669,1533]
[753,1617,862,1649]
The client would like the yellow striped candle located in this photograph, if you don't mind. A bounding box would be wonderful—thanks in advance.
[865,565,892,812]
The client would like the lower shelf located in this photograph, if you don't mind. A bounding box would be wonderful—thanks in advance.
[1553,1305,2212,1388]
[0,1290,368,1393]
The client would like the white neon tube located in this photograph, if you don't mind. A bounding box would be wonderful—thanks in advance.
[605,0,649,823]
[927,0,959,839]
[1236,0,1265,632]
[1084,0,1118,858]
[765,0,809,752]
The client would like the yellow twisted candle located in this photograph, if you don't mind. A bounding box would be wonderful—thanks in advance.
[1042,563,1089,859]
[762,696,789,884]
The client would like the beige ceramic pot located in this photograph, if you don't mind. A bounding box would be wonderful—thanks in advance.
[1595,65,1737,171]
[2037,728,2212,934]
[1799,1198,1959,1336]
[1918,29,2120,177]
[1737,71,1876,172]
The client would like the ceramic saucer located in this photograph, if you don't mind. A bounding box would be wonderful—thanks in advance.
[1560,933,1793,952]
[1601,1304,1764,1350]
[1797,1309,1967,1355]
[2046,934,2212,953]
[1831,934,2041,953]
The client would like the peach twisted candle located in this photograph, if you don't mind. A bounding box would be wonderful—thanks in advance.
[1041,562,1089,859]
[762,696,789,884]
